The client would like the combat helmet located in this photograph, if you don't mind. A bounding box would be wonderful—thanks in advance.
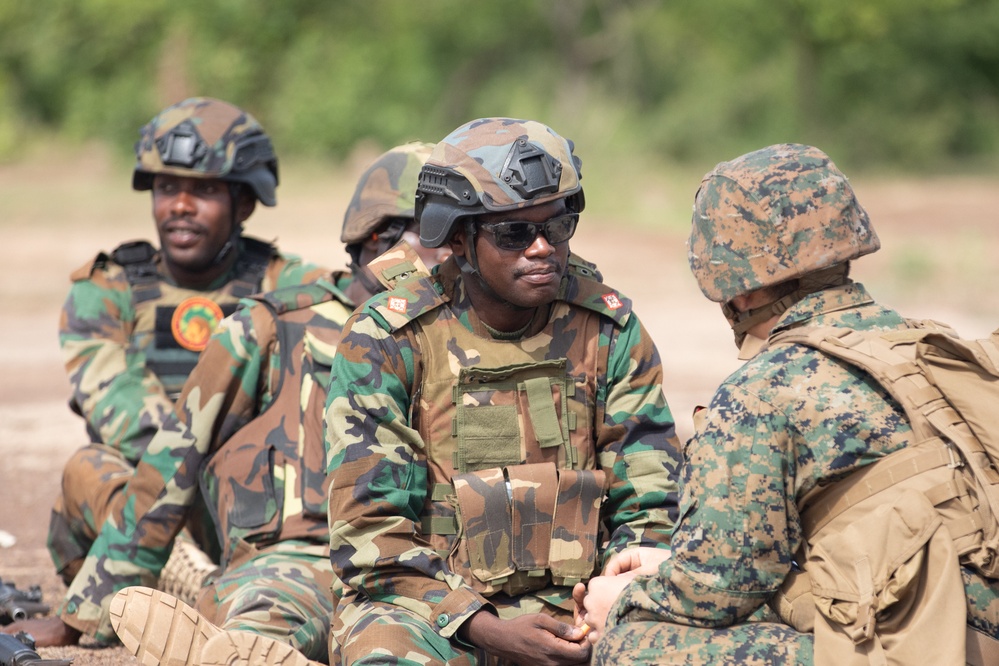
[688,143,880,304]
[132,97,279,206]
[416,118,585,248]
[342,141,435,248]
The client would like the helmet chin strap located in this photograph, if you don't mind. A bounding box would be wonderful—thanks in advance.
[212,183,245,267]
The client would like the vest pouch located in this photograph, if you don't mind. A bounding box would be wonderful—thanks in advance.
[453,360,571,473]
[203,442,282,565]
[550,467,605,586]
[450,467,516,595]
[806,489,966,666]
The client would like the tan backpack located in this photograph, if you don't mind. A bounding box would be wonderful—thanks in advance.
[767,322,999,665]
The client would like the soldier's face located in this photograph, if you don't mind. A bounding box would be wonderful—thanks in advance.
[453,200,571,325]
[152,174,248,275]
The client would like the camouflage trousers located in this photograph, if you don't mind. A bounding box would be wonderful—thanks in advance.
[48,444,135,582]
[594,620,813,665]
[47,443,218,583]
[330,588,573,666]
[592,567,999,666]
[194,540,335,664]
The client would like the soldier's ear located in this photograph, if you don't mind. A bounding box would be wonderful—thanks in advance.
[235,193,256,224]
[448,226,468,258]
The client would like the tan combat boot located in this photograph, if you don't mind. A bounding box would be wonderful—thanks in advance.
[158,537,222,607]
[109,586,321,666]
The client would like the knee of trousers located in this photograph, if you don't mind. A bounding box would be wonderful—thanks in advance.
[56,444,134,527]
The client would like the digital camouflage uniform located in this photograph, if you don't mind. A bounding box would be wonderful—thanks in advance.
[49,97,328,584]
[326,255,681,665]
[57,270,355,660]
[597,144,999,665]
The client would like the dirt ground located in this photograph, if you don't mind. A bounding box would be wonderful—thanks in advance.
[1,151,997,664]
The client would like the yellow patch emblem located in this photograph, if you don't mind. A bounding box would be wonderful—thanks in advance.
[171,297,224,352]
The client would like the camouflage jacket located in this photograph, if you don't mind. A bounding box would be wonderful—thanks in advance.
[59,235,327,463]
[609,282,922,628]
[58,271,354,641]
[326,256,681,639]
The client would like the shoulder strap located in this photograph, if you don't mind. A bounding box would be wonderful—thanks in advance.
[229,236,275,298]
[110,240,160,303]
[561,258,631,326]
[366,240,433,292]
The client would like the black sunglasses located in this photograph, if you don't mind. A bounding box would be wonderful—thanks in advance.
[478,213,579,251]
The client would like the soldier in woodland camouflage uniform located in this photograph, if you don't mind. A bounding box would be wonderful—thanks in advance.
[15,98,326,648]
[324,118,682,666]
[2,144,439,664]
[578,144,999,664]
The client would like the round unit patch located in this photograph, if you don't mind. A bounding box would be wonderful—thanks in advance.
[171,297,224,352]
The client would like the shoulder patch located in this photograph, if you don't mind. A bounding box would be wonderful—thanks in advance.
[368,275,447,332]
[563,271,632,326]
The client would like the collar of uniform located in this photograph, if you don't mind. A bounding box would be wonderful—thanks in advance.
[770,282,875,334]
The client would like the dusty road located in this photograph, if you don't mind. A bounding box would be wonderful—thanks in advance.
[1,152,997,663]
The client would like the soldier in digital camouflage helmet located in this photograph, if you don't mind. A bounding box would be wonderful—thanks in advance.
[578,144,999,664]
[0,143,446,664]
[323,118,682,665]
[16,98,328,649]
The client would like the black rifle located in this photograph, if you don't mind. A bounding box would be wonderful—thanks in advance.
[0,581,48,625]
[0,632,72,666]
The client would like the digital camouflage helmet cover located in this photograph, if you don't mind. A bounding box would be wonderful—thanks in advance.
[688,143,880,304]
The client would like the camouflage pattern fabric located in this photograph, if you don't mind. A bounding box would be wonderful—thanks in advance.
[687,143,880,304]
[600,283,999,661]
[595,620,813,665]
[193,541,334,662]
[331,590,572,665]
[49,237,326,580]
[341,141,434,244]
[56,271,352,650]
[326,255,682,663]
[132,97,279,206]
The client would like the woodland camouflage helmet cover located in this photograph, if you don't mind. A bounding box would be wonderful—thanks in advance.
[341,141,435,245]
[688,143,880,303]
[416,117,585,248]
[132,97,279,206]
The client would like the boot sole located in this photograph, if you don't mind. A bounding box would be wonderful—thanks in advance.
[201,630,319,666]
[109,586,221,665]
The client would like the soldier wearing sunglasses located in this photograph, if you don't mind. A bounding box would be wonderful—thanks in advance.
[320,118,683,666]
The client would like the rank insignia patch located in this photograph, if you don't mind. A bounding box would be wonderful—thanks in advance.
[601,293,623,310]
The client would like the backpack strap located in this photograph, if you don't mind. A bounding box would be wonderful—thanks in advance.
[772,325,999,572]
[967,627,999,666]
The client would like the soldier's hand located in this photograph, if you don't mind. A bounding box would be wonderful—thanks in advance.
[579,574,632,644]
[461,610,590,665]
[603,546,671,577]
[0,616,81,647]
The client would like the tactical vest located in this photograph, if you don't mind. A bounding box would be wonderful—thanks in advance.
[369,255,627,595]
[111,237,274,399]
[198,277,352,567]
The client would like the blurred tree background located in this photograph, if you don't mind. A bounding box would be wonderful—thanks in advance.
[0,0,997,219]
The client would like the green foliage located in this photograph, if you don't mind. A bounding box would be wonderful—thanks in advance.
[0,0,997,172]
